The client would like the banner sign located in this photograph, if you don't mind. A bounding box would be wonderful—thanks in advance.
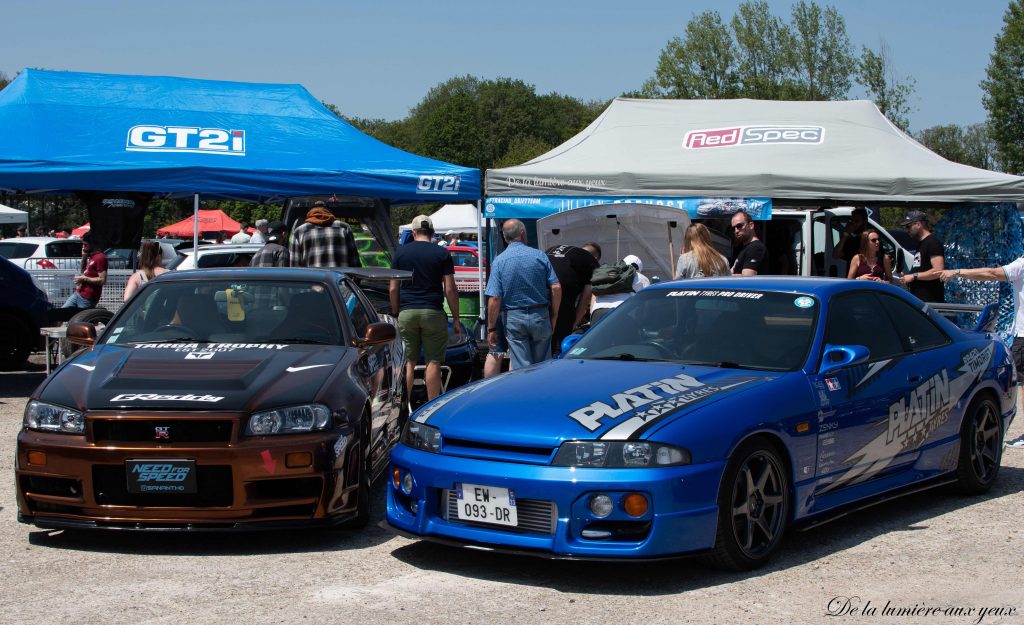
[484,196,772,220]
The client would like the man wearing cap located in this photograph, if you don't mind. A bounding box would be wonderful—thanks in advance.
[486,219,561,369]
[390,215,461,401]
[289,201,361,268]
[249,221,290,267]
[900,210,945,303]
[250,219,269,245]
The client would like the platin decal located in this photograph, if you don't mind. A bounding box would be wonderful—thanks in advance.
[568,372,764,439]
[111,393,224,402]
[135,343,289,351]
[414,376,505,423]
[825,377,841,391]
[666,290,764,299]
[819,343,994,493]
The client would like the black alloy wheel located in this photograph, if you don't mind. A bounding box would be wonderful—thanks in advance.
[711,438,790,571]
[956,396,1002,494]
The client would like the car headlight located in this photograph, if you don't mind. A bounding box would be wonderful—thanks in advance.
[551,441,690,468]
[246,404,331,435]
[400,421,441,453]
[24,400,85,434]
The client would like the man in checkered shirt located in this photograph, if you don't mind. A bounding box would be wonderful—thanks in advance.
[289,202,362,268]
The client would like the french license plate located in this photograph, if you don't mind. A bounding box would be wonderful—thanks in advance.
[455,482,517,527]
[125,459,197,494]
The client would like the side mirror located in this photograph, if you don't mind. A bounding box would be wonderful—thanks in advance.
[819,344,870,375]
[356,321,396,348]
[558,334,583,358]
[974,303,999,334]
[66,321,97,347]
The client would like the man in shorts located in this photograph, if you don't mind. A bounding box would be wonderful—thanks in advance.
[390,214,461,401]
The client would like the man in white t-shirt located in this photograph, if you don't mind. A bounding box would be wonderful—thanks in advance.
[941,259,1024,448]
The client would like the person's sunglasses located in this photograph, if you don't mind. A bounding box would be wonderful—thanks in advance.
[869,238,880,243]
[732,223,748,231]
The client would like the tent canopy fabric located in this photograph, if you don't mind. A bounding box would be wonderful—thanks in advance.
[401,203,480,233]
[157,210,241,237]
[0,69,480,203]
[0,203,28,224]
[485,98,1024,218]
[71,223,90,237]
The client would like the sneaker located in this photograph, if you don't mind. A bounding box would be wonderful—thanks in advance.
[1006,436,1024,449]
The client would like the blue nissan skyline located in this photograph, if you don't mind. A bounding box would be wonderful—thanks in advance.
[385,277,1015,570]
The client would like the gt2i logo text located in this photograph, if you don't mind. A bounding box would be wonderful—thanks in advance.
[126,126,246,155]
[417,175,461,195]
[684,126,824,149]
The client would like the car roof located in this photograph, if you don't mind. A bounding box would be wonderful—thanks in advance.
[647,276,909,300]
[148,266,412,283]
[0,236,72,244]
[177,244,264,255]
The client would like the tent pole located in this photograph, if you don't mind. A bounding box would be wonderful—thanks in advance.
[193,193,200,251]
[476,199,484,327]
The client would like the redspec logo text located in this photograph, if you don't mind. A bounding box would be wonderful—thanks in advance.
[417,175,461,194]
[126,126,246,155]
[111,393,224,402]
[683,126,824,149]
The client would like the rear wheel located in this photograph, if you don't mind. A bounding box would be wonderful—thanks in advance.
[955,396,1002,494]
[710,437,790,571]
[0,312,32,369]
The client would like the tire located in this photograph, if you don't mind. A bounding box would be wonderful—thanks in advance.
[63,308,113,358]
[955,395,1003,494]
[709,437,790,571]
[0,312,32,369]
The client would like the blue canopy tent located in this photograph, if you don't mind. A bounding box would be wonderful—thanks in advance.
[0,69,480,256]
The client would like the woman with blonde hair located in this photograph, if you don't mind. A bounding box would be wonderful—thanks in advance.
[847,228,892,282]
[123,241,169,301]
[675,223,730,278]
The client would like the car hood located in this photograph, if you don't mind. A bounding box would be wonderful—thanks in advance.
[39,342,354,412]
[412,359,778,447]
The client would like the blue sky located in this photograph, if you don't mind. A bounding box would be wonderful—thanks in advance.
[1,0,1011,132]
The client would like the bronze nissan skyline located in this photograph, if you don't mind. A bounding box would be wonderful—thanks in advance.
[16,267,407,530]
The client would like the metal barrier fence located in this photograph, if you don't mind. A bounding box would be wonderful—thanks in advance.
[28,268,133,315]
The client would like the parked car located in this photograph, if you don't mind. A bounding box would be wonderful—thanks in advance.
[104,240,179,270]
[0,237,82,269]
[168,244,264,270]
[387,277,1014,569]
[16,267,407,530]
[447,245,485,292]
[0,256,51,367]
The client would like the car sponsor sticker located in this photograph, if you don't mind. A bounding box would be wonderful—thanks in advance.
[825,377,842,391]
[126,125,245,156]
[111,393,224,402]
[794,296,814,308]
[666,290,763,299]
[683,125,824,149]
[185,351,216,360]
[134,343,289,351]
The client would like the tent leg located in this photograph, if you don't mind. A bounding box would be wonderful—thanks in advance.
[476,199,484,328]
[193,193,200,251]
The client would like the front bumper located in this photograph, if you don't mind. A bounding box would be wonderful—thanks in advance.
[16,411,361,530]
[386,445,725,558]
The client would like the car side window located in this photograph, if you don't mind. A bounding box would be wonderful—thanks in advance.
[338,280,372,338]
[824,292,904,361]
[46,241,82,257]
[878,293,949,352]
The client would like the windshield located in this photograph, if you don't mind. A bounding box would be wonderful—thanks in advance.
[103,279,343,345]
[569,288,818,371]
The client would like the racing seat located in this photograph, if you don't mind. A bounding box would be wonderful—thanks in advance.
[174,294,228,341]
[269,291,340,344]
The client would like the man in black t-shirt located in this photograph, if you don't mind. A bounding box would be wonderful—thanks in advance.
[546,243,601,354]
[731,211,769,275]
[389,215,461,401]
[899,210,945,303]
[837,207,869,265]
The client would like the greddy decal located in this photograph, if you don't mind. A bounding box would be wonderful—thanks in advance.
[111,393,224,402]
[568,373,764,440]
[820,344,994,493]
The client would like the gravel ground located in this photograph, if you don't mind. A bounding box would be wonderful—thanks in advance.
[1,360,1022,625]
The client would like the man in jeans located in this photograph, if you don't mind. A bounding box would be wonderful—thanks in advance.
[389,214,461,401]
[63,232,107,309]
[485,219,561,369]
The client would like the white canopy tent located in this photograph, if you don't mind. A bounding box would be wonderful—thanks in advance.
[401,203,481,234]
[0,203,28,224]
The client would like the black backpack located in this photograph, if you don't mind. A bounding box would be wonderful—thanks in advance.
[590,261,637,295]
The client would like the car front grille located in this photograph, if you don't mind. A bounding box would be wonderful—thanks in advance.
[93,465,233,507]
[443,489,556,535]
[91,419,234,444]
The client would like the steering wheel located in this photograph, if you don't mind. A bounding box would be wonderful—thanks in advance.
[645,339,676,359]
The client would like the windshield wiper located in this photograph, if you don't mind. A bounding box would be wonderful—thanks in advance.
[592,353,661,362]
[273,338,333,345]
[682,360,758,370]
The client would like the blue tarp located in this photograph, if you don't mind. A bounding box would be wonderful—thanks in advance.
[0,69,480,202]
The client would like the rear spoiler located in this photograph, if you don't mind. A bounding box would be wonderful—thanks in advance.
[335,267,412,282]
[928,302,998,334]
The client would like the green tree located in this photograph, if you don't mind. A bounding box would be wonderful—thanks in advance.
[731,1,797,98]
[789,1,856,99]
[0,71,10,91]
[856,42,916,132]
[916,123,996,169]
[982,0,1024,173]
[648,10,738,98]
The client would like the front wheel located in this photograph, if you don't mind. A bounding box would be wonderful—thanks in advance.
[710,438,790,571]
[955,396,1003,494]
